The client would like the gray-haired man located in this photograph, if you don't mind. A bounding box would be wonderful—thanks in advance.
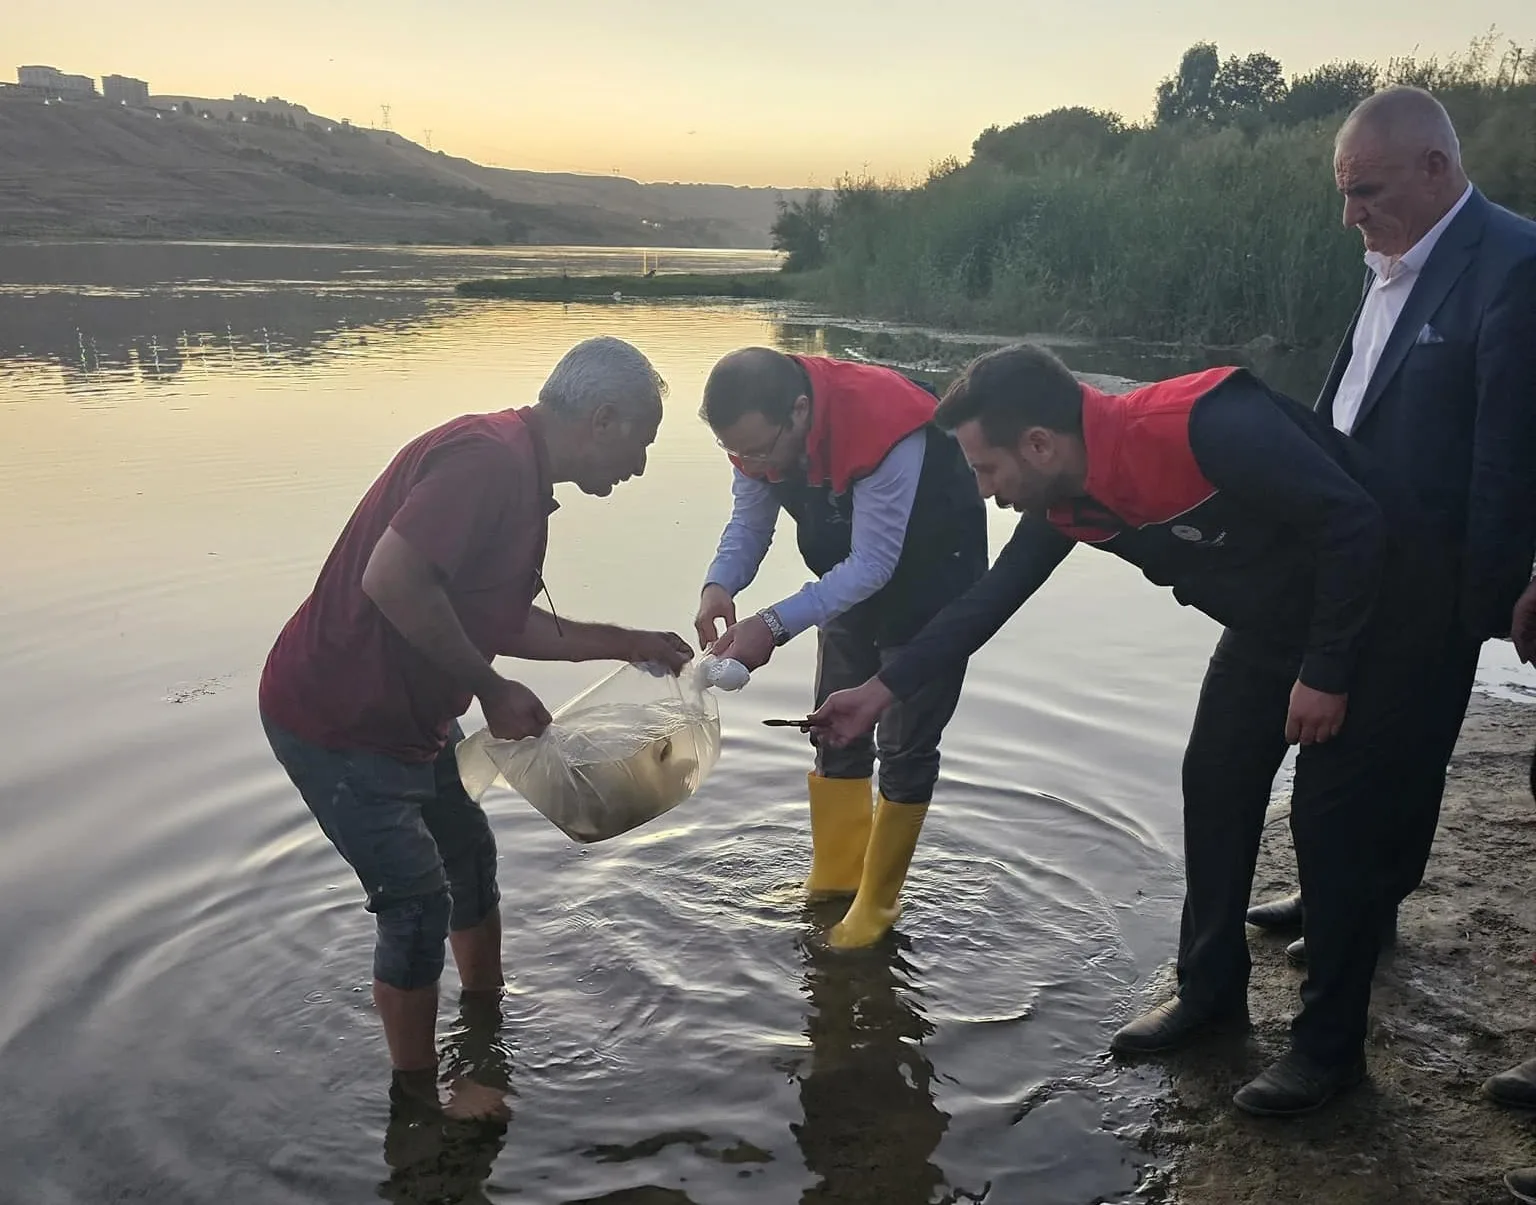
[259,336,693,1117]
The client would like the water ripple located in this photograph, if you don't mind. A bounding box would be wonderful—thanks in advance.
[0,253,1211,1204]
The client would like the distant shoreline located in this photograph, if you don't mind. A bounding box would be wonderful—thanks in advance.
[454,271,793,301]
[0,235,782,255]
[0,234,777,253]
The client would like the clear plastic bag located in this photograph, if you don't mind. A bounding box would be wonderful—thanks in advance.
[456,661,724,844]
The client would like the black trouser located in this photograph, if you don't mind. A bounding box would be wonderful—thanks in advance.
[1383,630,1482,904]
[812,615,967,804]
[1175,583,1449,1065]
[1264,628,1480,914]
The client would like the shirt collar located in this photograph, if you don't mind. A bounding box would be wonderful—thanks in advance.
[1365,183,1473,281]
[515,406,561,514]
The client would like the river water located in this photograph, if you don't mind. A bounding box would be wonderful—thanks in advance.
[1,241,1529,1205]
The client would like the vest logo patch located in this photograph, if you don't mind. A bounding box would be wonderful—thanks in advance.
[1169,524,1228,547]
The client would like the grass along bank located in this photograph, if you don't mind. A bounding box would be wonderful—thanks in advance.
[775,33,1536,349]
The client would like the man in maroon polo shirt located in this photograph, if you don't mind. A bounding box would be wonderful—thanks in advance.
[259,336,692,1116]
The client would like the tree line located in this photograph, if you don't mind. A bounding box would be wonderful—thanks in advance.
[772,32,1536,347]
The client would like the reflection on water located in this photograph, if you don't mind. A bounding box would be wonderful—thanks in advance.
[0,241,1250,1205]
[0,289,446,386]
[380,991,515,1204]
[794,932,951,1205]
[0,240,1338,407]
[0,241,777,391]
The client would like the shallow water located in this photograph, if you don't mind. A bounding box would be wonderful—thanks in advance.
[1,241,1526,1205]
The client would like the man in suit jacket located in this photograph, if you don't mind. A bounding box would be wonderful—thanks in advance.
[1246,83,1536,1062]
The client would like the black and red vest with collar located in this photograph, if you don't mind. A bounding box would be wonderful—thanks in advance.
[1044,367,1399,649]
[733,355,988,647]
[1049,367,1238,543]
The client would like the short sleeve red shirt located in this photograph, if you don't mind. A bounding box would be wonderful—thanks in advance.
[259,407,556,762]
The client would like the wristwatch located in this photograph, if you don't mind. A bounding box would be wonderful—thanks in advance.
[757,606,790,646]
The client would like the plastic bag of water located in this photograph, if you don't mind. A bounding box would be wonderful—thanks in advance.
[455,657,747,844]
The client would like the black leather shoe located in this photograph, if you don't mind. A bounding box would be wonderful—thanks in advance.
[1232,1049,1367,1116]
[1110,997,1246,1055]
[1283,916,1398,968]
[1484,1057,1536,1109]
[1507,1167,1536,1204]
[1246,891,1303,931]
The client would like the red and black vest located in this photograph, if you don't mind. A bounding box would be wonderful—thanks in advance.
[1045,368,1411,650]
[1043,367,1311,612]
[1049,368,1243,543]
[734,356,987,647]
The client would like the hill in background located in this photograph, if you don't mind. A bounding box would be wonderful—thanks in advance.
[0,90,805,247]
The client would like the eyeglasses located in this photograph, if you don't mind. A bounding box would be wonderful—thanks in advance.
[719,422,787,465]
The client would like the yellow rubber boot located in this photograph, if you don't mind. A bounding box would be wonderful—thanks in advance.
[804,773,874,899]
[829,797,929,949]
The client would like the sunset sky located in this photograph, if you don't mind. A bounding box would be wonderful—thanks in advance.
[8,0,1532,187]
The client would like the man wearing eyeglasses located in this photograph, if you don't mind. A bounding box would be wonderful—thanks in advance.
[693,347,988,949]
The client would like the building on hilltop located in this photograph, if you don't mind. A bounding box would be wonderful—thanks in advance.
[102,75,149,106]
[16,65,98,98]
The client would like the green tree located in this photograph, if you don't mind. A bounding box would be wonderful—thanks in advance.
[771,192,832,272]
[1278,61,1380,124]
[973,106,1128,171]
[1213,52,1288,115]
[1156,42,1222,124]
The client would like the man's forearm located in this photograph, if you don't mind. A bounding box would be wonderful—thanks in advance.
[770,432,924,638]
[367,572,504,697]
[771,550,888,638]
[704,469,779,596]
[501,608,631,662]
[879,518,1073,699]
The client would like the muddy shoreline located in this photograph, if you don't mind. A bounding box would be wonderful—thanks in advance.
[1139,693,1536,1204]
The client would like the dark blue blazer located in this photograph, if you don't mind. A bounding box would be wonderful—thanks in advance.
[1317,189,1536,640]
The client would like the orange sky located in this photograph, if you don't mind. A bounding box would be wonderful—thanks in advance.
[8,0,1532,187]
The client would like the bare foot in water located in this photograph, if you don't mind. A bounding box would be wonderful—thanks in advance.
[443,1077,511,1121]
[390,1067,442,1114]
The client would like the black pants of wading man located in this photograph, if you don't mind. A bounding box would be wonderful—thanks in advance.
[1173,578,1451,1066]
[812,615,967,803]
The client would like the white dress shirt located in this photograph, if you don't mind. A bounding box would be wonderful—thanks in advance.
[1332,183,1473,435]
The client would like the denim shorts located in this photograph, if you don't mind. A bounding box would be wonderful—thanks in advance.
[261,713,501,989]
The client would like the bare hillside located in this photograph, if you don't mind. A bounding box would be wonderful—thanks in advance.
[0,92,803,246]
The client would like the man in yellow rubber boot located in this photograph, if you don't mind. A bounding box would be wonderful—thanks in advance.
[692,348,988,947]
[810,343,1458,1117]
